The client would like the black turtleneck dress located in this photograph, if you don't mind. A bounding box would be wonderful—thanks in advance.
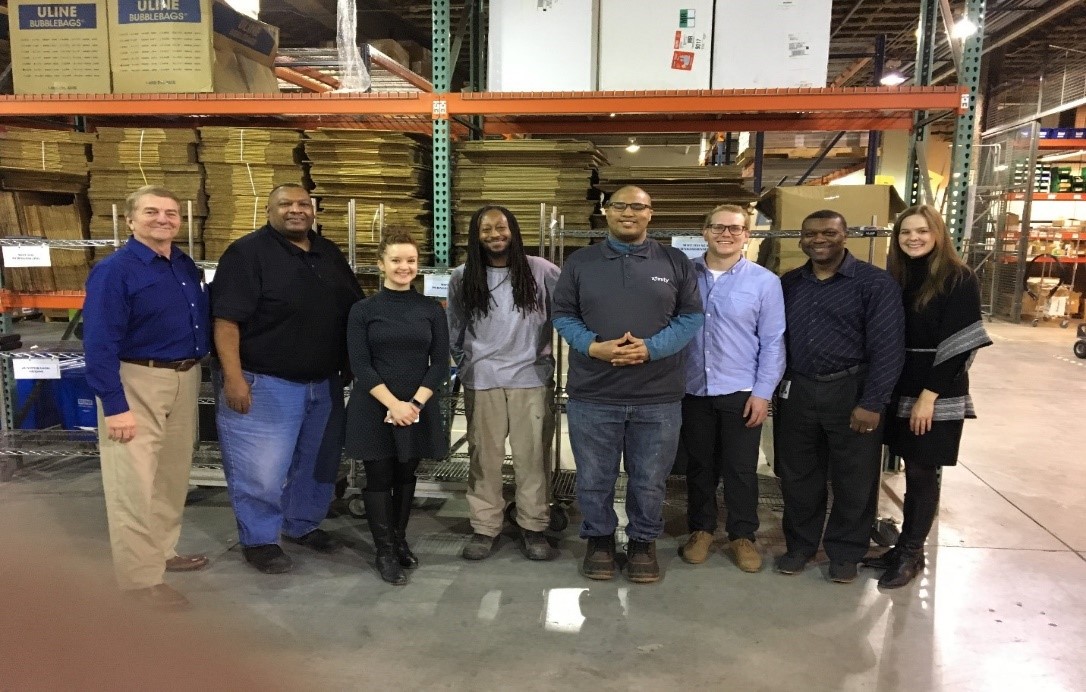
[884,257,990,466]
[345,287,450,462]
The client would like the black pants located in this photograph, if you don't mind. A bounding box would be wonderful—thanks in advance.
[680,392,762,540]
[901,462,940,549]
[774,371,884,563]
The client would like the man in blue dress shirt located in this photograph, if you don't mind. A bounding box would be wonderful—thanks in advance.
[678,204,786,573]
[775,210,905,584]
[84,186,211,611]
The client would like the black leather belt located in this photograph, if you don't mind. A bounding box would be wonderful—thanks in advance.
[121,357,205,372]
[810,364,867,383]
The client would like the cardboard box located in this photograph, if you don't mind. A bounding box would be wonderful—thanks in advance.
[488,0,598,91]
[109,0,214,93]
[8,0,112,94]
[400,40,431,80]
[211,0,278,93]
[599,0,712,90]
[756,185,906,274]
[712,0,831,88]
[369,38,410,69]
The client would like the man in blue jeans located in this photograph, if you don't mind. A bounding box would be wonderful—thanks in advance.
[211,184,364,574]
[552,185,703,583]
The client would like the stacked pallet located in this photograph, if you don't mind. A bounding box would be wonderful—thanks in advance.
[453,139,605,261]
[593,165,757,233]
[305,129,432,268]
[735,132,868,169]
[88,128,204,255]
[198,127,305,261]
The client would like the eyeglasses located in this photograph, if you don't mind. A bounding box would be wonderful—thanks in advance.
[705,224,746,236]
[607,202,652,212]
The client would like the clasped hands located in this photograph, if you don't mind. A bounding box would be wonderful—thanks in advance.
[385,400,421,426]
[589,331,650,367]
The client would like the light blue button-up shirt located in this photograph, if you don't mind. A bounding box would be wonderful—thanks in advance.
[683,255,787,401]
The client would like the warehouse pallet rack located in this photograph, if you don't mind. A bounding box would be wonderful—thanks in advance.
[0,0,982,499]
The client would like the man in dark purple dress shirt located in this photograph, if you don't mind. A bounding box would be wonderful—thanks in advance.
[774,210,905,584]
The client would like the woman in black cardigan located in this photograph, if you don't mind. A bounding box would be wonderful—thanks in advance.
[345,230,449,584]
[865,205,992,589]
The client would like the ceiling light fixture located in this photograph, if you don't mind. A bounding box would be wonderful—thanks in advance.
[880,72,907,86]
[951,16,978,39]
[625,138,641,153]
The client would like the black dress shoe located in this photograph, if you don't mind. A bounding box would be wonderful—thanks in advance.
[243,544,293,574]
[861,545,900,571]
[284,528,343,554]
[878,549,925,589]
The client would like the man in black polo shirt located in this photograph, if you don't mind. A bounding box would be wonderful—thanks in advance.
[774,209,905,583]
[553,185,703,584]
[211,183,364,574]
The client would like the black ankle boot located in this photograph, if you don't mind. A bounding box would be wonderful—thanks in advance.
[878,547,925,589]
[363,491,407,585]
[861,543,902,571]
[391,481,419,569]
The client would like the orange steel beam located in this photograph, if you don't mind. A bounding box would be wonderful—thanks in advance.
[274,67,335,93]
[1038,139,1086,150]
[483,114,916,135]
[0,291,84,310]
[0,92,430,117]
[450,87,968,116]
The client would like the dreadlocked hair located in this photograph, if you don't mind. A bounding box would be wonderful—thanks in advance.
[461,205,541,320]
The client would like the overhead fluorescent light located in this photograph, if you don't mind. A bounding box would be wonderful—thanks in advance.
[625,138,641,153]
[880,72,907,86]
[951,17,978,39]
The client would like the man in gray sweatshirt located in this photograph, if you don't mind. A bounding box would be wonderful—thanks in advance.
[448,205,561,561]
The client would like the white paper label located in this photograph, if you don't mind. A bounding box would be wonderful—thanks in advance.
[2,245,52,268]
[13,359,61,380]
[424,273,451,298]
[671,236,708,260]
[203,268,216,284]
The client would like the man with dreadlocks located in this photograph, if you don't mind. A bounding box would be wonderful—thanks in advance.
[448,205,562,561]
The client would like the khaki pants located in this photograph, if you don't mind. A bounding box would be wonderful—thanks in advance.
[98,362,200,590]
[464,386,552,535]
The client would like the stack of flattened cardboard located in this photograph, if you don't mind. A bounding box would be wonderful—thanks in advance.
[198,126,304,261]
[453,140,605,262]
[305,129,433,269]
[0,128,95,190]
[0,191,90,292]
[88,127,205,257]
[593,165,756,234]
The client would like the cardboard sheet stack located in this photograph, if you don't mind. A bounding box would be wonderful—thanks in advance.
[198,127,304,261]
[88,128,205,257]
[0,128,95,192]
[0,191,89,292]
[453,140,605,261]
[305,129,433,268]
[593,166,756,234]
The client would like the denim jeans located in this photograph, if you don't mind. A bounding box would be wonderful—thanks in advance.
[566,398,682,542]
[215,369,344,547]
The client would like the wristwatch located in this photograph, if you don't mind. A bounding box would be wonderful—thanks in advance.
[410,398,424,409]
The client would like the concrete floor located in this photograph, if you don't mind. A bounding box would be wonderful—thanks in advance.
[2,319,1085,691]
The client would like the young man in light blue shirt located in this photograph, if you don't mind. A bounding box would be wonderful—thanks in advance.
[678,204,786,572]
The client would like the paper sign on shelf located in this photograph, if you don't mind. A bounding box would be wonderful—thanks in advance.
[2,245,52,267]
[424,273,451,298]
[13,359,61,380]
[671,236,707,259]
[204,268,217,284]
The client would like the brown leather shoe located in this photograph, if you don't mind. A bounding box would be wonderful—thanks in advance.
[165,554,209,572]
[125,584,190,611]
[625,540,661,583]
[729,538,763,573]
[679,531,713,564]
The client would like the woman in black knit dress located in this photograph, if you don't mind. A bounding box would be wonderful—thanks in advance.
[345,230,449,584]
[865,205,991,589]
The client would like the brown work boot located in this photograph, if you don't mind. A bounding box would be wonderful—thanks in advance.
[679,530,713,564]
[729,538,763,573]
[582,535,616,580]
[625,540,661,583]
[124,583,190,611]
